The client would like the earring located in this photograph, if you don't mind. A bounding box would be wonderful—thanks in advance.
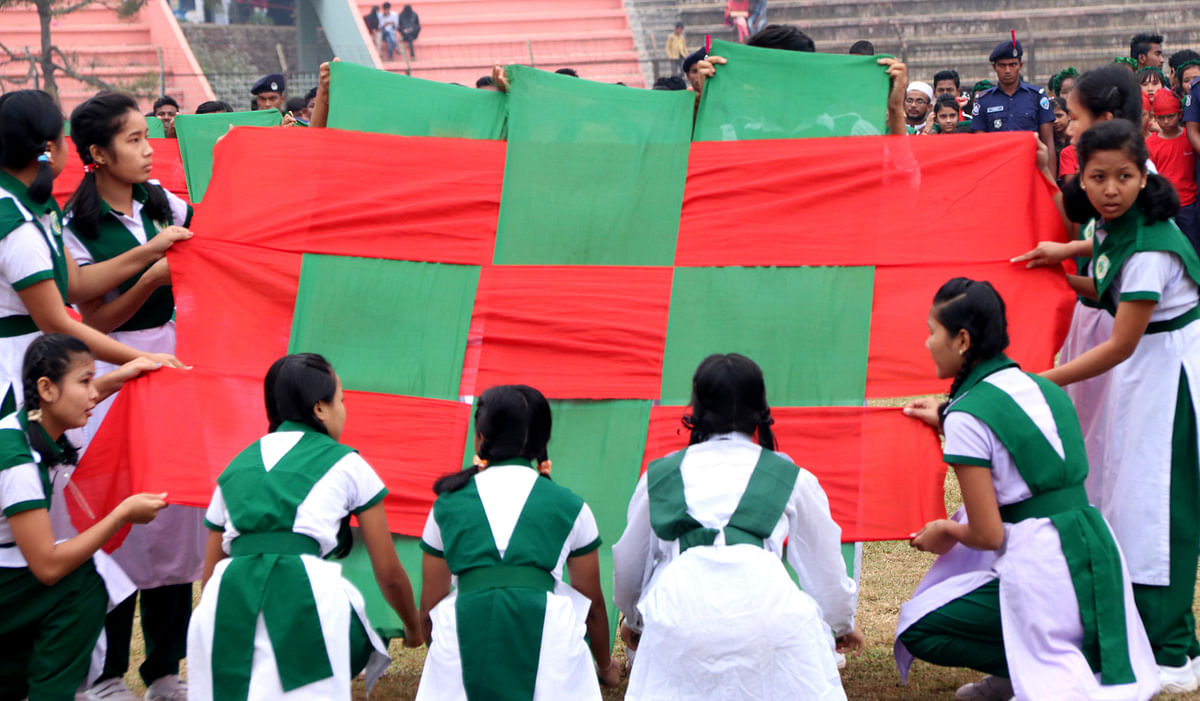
[958,349,965,356]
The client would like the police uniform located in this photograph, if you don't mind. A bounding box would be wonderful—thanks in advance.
[970,39,1055,133]
[250,73,285,97]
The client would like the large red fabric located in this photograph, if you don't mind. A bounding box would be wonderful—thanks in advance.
[53,137,188,207]
[473,266,674,399]
[70,127,1074,544]
[641,406,946,542]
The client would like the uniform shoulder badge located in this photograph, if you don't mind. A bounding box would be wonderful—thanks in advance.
[1082,220,1096,241]
[1039,96,1050,110]
[48,211,62,236]
[1095,254,1110,280]
[973,101,981,116]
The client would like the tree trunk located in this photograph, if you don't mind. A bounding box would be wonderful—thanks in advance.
[37,0,59,104]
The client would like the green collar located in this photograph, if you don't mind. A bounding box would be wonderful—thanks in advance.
[950,354,1018,399]
[487,457,536,469]
[98,182,150,218]
[16,409,66,465]
[275,420,327,436]
[1097,204,1140,238]
[0,171,54,217]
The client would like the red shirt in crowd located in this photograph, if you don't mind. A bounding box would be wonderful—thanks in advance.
[1147,132,1197,206]
[1059,144,1077,178]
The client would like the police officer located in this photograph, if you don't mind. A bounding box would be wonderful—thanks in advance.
[250,73,286,113]
[970,37,1056,178]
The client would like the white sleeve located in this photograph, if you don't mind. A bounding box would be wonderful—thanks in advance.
[62,226,94,266]
[566,501,601,556]
[163,188,191,227]
[0,223,55,290]
[203,486,227,531]
[420,507,444,556]
[942,412,996,467]
[1,463,49,516]
[339,452,387,514]
[1117,251,1175,302]
[612,473,655,632]
[784,468,858,637]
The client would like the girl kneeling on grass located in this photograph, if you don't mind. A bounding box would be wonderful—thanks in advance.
[898,278,1158,700]
[416,384,619,700]
[613,353,862,701]
[0,333,166,700]
[189,353,422,701]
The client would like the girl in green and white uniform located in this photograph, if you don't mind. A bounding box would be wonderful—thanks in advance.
[612,354,862,701]
[416,384,620,700]
[188,353,422,701]
[63,92,202,701]
[897,278,1157,701]
[0,90,186,418]
[1036,119,1200,692]
[0,333,167,700]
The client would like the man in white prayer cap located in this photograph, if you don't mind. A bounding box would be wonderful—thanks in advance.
[904,81,934,133]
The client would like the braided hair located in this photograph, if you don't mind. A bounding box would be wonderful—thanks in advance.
[433,384,553,495]
[21,334,91,467]
[682,353,777,451]
[65,93,173,240]
[931,279,1010,425]
[0,90,63,205]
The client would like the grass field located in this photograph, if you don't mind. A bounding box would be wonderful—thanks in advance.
[118,465,1200,700]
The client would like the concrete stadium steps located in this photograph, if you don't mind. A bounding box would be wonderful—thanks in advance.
[360,0,645,87]
[646,0,1192,85]
[0,0,214,115]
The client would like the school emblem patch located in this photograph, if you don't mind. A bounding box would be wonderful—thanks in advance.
[48,211,61,236]
[1082,220,1095,240]
[1095,254,1110,280]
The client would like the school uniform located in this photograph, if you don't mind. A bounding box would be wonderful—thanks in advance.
[895,357,1159,700]
[416,460,603,701]
[63,182,203,687]
[1084,207,1200,667]
[188,422,391,701]
[613,433,857,701]
[0,173,68,417]
[0,409,133,700]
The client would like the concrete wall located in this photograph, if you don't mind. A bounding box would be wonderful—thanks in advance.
[181,23,332,107]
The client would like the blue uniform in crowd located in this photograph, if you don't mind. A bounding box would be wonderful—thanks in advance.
[970,82,1055,133]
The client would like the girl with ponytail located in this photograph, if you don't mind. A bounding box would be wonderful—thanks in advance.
[62,92,203,701]
[898,278,1157,700]
[417,384,619,699]
[189,353,422,701]
[0,90,184,420]
[612,353,861,699]
[0,333,167,700]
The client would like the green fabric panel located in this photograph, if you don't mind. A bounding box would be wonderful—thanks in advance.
[174,109,281,203]
[288,255,479,400]
[339,531,424,639]
[327,62,506,139]
[146,116,166,138]
[693,40,890,140]
[457,587,546,701]
[725,449,800,545]
[661,266,874,406]
[493,66,692,265]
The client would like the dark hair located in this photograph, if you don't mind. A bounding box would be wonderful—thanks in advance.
[653,75,687,91]
[848,39,874,55]
[382,2,390,8]
[304,87,318,102]
[195,100,233,114]
[1071,65,1143,127]
[263,353,338,434]
[1136,66,1166,87]
[675,21,684,29]
[475,75,494,88]
[152,95,179,112]
[1168,49,1200,89]
[433,385,552,494]
[1048,66,1079,97]
[681,353,776,451]
[0,90,63,204]
[934,94,960,114]
[65,93,173,240]
[1050,96,1068,113]
[263,353,353,556]
[555,68,579,78]
[1130,32,1163,61]
[748,24,815,53]
[933,69,960,91]
[931,279,1009,423]
[285,96,307,114]
[22,334,91,467]
[1062,119,1179,224]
